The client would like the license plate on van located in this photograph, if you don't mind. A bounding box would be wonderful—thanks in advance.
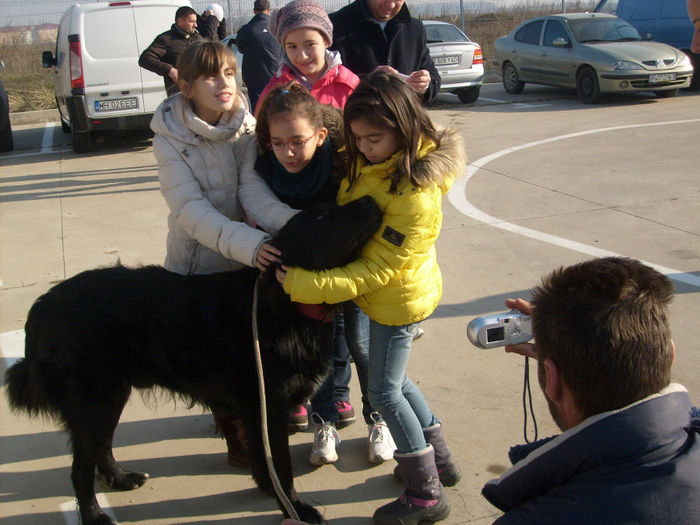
[95,98,138,112]
[649,73,676,83]
[434,55,460,66]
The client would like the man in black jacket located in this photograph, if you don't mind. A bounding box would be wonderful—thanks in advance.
[329,0,440,104]
[236,0,282,111]
[139,6,203,95]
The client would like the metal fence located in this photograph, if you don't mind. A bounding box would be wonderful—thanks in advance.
[1,0,593,43]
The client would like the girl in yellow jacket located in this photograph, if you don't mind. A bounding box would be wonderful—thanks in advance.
[277,71,466,525]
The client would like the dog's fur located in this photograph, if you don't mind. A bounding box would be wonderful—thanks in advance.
[5,196,382,525]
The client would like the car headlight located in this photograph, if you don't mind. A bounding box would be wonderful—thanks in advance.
[611,61,643,70]
[677,54,691,66]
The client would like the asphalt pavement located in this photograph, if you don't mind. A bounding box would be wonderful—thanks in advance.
[1,83,699,524]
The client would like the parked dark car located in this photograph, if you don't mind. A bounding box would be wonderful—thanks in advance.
[0,60,13,152]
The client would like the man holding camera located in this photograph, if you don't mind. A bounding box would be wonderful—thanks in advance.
[483,257,699,523]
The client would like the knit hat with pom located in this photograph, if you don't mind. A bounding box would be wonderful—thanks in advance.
[270,0,333,46]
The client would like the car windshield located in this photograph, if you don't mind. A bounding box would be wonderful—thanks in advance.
[424,23,470,44]
[568,18,641,43]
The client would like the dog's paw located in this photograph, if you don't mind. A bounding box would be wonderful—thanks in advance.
[80,510,118,525]
[292,501,324,524]
[98,470,149,491]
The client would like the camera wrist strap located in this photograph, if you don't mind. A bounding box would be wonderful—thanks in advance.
[523,356,538,443]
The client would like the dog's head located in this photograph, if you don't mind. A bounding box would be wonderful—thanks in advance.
[271,196,382,270]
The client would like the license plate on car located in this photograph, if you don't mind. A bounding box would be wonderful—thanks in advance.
[95,97,138,112]
[649,73,676,83]
[434,55,460,66]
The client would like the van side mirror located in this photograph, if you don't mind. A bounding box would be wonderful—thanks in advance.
[42,51,57,67]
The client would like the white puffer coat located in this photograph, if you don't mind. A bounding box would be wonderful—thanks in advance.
[151,92,269,275]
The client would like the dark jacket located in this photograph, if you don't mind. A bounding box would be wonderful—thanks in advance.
[329,0,440,103]
[236,13,282,89]
[138,24,204,93]
[197,13,221,40]
[482,384,700,524]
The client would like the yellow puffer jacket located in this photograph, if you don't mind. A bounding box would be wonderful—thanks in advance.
[283,128,466,326]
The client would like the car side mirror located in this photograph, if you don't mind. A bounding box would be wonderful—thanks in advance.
[552,37,570,47]
[645,33,654,41]
[0,60,5,72]
[42,51,56,68]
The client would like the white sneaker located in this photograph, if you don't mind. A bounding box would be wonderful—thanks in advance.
[367,412,396,463]
[309,413,340,466]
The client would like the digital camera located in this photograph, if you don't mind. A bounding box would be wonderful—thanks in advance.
[467,310,533,349]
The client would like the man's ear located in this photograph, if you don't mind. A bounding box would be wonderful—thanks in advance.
[543,357,563,404]
[671,340,676,365]
[316,127,328,147]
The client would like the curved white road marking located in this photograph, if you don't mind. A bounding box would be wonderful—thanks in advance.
[448,119,700,288]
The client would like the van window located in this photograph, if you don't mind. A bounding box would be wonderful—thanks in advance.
[515,20,544,45]
[84,9,138,59]
[660,0,689,20]
[621,0,658,21]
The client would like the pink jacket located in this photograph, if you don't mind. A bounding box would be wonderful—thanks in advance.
[257,60,359,112]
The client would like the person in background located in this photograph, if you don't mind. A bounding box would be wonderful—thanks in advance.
[197,3,227,41]
[277,71,465,524]
[689,0,700,53]
[236,0,283,111]
[139,5,203,95]
[483,257,700,524]
[329,0,440,104]
[258,0,360,111]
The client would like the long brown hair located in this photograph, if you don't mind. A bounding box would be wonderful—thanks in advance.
[343,71,441,193]
[176,41,238,98]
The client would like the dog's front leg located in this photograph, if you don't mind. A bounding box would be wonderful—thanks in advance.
[247,407,323,524]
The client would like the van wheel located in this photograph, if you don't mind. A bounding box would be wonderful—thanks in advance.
[654,89,678,98]
[576,66,601,104]
[71,127,91,153]
[456,86,480,103]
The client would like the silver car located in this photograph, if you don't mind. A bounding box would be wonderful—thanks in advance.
[423,20,484,104]
[493,13,694,103]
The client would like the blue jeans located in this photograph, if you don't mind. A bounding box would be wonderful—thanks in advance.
[310,312,352,424]
[343,302,438,453]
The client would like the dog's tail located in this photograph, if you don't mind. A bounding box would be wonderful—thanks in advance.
[4,358,39,414]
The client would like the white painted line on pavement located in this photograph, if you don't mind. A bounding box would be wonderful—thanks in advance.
[478,97,509,103]
[41,122,57,152]
[60,494,117,525]
[448,119,700,288]
[1,148,64,159]
[0,329,24,368]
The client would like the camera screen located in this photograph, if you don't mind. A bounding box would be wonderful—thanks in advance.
[487,326,505,343]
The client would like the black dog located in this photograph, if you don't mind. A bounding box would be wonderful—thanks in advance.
[5,196,382,525]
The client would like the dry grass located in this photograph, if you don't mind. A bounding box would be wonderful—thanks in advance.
[1,1,596,113]
[1,35,56,112]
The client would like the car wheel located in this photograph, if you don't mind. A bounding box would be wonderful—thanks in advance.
[502,62,524,94]
[576,66,601,104]
[654,89,678,98]
[71,127,91,153]
[456,86,480,104]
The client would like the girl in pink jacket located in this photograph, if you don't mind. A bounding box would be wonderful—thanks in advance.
[255,0,359,112]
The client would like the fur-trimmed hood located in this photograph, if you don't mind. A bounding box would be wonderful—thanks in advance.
[412,127,467,192]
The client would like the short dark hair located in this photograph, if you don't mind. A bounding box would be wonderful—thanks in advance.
[254,0,270,12]
[532,257,674,418]
[175,6,197,21]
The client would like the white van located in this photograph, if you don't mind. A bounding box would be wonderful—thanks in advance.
[42,0,191,153]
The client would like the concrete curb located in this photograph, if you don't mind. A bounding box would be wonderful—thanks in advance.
[10,109,59,126]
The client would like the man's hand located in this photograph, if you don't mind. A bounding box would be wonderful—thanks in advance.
[168,67,178,82]
[255,243,281,272]
[504,297,538,359]
[406,69,430,93]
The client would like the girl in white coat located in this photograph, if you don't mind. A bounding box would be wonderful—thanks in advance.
[150,41,279,467]
[151,41,279,276]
